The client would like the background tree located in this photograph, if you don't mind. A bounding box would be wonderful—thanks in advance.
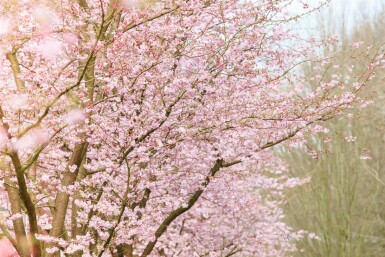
[283,2,385,257]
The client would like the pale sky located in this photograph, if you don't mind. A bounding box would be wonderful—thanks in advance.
[332,0,383,32]
[291,0,385,37]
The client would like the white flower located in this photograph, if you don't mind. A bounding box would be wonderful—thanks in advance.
[344,136,356,142]
[69,165,77,173]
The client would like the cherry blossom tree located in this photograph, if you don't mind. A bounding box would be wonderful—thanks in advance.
[0,0,382,256]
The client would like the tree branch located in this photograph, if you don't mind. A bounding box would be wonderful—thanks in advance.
[119,90,186,166]
[122,5,180,33]
[140,159,223,257]
[6,52,26,93]
[10,153,41,257]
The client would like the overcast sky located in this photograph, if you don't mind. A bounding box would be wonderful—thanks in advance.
[333,0,383,29]
[291,0,384,37]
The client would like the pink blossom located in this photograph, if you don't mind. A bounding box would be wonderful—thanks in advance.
[352,41,364,49]
[0,238,18,257]
[64,109,85,125]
